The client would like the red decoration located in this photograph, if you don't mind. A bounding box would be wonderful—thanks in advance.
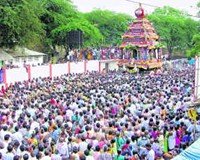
[135,7,145,19]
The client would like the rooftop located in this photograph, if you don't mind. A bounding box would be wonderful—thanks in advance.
[0,49,14,61]
[6,47,46,57]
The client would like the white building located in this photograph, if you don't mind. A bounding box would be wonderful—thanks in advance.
[7,47,47,67]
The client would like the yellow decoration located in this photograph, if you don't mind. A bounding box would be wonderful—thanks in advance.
[188,108,197,121]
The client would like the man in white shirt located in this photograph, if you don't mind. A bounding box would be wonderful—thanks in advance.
[56,138,69,158]
[41,150,51,160]
[3,145,14,160]
[79,137,88,153]
[167,127,176,151]
[146,143,155,160]
[11,126,23,143]
[84,149,94,160]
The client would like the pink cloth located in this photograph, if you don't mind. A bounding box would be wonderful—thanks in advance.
[151,131,159,140]
[98,141,106,149]
[93,152,100,160]
[175,130,182,146]
[50,98,56,105]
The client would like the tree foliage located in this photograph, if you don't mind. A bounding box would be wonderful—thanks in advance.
[51,17,103,48]
[84,9,132,46]
[40,0,78,48]
[148,6,199,57]
[38,0,102,53]
[186,1,200,57]
[0,0,103,53]
[0,0,44,48]
[186,34,200,57]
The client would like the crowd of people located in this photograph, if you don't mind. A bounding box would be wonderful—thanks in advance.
[64,47,168,63]
[66,47,123,62]
[0,60,199,160]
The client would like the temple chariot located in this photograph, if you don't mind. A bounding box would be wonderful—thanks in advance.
[119,4,163,70]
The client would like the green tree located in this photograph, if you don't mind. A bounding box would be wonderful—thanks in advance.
[40,0,102,55]
[51,16,103,50]
[0,0,44,48]
[148,6,199,58]
[184,18,200,48]
[186,34,200,57]
[186,1,200,57]
[84,9,132,46]
[40,0,78,52]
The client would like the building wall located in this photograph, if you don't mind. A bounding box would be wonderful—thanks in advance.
[12,56,44,67]
[3,60,119,86]
[6,67,28,84]
[100,60,119,72]
[108,61,119,71]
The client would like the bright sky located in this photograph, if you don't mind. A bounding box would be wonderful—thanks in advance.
[72,0,199,17]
